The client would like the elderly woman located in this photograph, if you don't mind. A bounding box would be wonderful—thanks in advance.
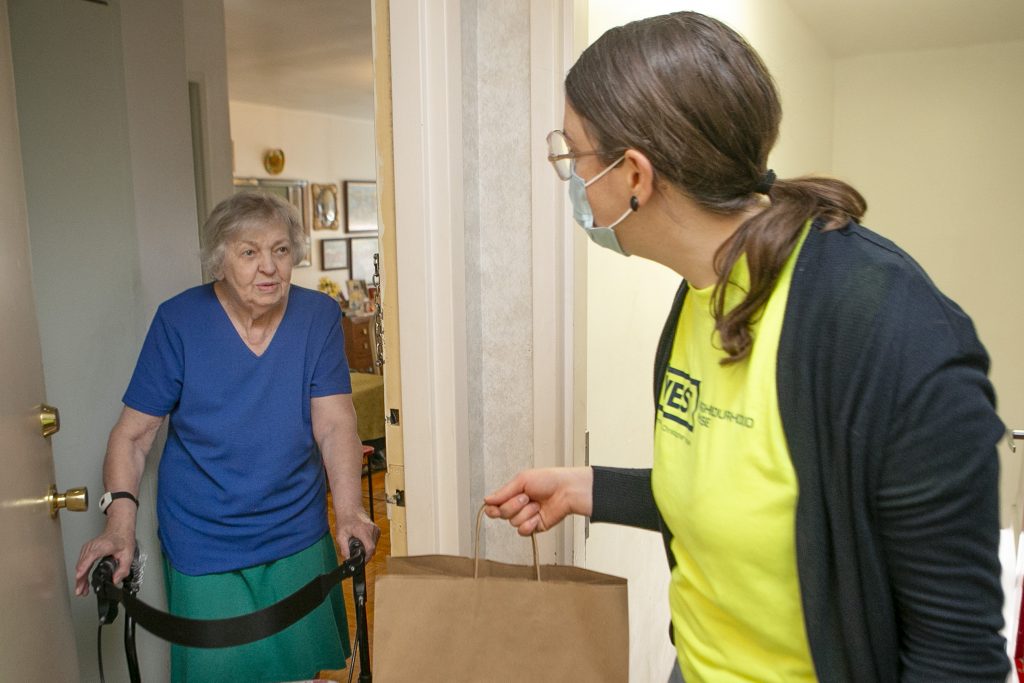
[74,191,377,682]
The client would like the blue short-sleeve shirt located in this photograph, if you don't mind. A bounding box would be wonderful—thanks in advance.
[123,284,351,575]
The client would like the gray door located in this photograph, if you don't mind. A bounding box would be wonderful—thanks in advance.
[0,5,82,680]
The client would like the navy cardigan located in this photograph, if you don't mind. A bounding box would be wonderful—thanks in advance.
[591,222,1008,681]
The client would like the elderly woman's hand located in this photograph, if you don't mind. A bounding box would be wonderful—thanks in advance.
[334,504,380,561]
[74,517,136,597]
[484,467,594,536]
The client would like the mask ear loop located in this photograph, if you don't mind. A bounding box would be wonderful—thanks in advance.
[582,154,627,187]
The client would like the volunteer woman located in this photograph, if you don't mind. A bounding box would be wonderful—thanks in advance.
[486,11,1006,681]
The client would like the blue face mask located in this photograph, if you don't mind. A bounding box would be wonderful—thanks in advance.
[568,154,632,256]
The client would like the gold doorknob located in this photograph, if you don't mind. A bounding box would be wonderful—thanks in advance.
[47,484,88,518]
[39,404,60,437]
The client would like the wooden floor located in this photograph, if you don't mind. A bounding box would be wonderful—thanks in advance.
[319,466,388,681]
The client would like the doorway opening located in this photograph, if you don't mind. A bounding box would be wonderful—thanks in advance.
[216,0,406,675]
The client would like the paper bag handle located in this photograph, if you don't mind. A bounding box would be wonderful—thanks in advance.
[474,504,541,581]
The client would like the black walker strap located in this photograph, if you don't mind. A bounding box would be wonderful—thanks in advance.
[99,562,351,649]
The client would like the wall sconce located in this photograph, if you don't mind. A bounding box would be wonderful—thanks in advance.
[263,149,286,175]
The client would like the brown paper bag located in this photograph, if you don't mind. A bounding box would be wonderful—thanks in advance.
[372,509,629,682]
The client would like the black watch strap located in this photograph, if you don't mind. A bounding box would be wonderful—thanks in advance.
[100,491,139,515]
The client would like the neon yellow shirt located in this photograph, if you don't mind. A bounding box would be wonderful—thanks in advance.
[652,225,815,682]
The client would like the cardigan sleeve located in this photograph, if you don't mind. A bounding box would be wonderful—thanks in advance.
[591,466,661,531]
[876,302,1008,680]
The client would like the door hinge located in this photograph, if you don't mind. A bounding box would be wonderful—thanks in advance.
[385,489,405,507]
[386,408,400,426]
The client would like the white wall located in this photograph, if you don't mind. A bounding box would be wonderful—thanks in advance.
[832,41,1024,528]
[228,100,377,291]
[583,2,835,680]
[462,0,542,564]
[184,0,235,216]
[122,1,205,329]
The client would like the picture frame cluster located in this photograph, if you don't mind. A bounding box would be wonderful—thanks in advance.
[314,180,379,313]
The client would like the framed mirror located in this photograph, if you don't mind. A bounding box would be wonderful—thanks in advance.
[311,183,340,231]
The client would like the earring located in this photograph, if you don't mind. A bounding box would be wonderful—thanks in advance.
[630,196,639,211]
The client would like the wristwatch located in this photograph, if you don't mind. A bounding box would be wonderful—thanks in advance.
[99,491,139,515]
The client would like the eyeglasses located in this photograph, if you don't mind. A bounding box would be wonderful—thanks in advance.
[546,129,602,181]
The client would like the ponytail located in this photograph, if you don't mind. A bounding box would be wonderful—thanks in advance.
[711,177,867,364]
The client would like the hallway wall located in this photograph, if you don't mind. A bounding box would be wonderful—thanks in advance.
[461,0,538,564]
[832,40,1024,528]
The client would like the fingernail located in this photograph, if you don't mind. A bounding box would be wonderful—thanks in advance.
[518,495,528,504]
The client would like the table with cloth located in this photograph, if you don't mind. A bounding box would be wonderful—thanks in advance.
[349,371,385,442]
[347,371,385,521]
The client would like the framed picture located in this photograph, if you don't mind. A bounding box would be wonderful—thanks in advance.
[310,183,340,231]
[344,180,378,232]
[346,279,369,307]
[233,177,312,266]
[348,236,379,283]
[320,238,349,271]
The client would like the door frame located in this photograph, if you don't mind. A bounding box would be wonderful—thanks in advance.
[386,0,583,559]
[371,0,408,554]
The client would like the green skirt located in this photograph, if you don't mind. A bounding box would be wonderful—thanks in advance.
[163,533,350,683]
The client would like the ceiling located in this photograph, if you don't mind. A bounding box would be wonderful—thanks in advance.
[223,0,374,120]
[786,0,1024,58]
[222,1,1024,118]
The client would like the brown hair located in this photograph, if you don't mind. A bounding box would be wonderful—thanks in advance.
[566,12,866,363]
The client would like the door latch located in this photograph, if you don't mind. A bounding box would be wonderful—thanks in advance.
[39,404,60,438]
[47,484,88,518]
